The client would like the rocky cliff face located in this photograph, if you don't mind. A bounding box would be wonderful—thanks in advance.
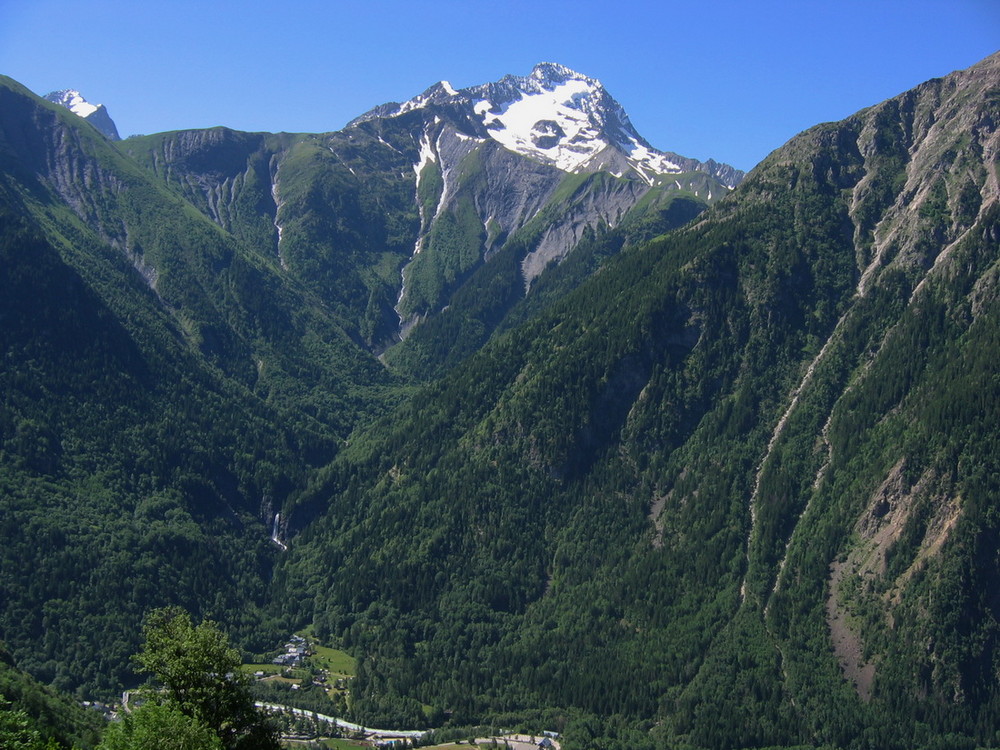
[389,115,662,329]
[4,81,128,247]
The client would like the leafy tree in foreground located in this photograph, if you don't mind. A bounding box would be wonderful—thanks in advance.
[96,703,221,750]
[0,696,57,750]
[130,608,279,750]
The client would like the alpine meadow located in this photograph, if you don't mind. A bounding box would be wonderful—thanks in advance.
[0,51,999,750]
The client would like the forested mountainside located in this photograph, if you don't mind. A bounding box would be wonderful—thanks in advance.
[0,74,399,694]
[0,64,734,709]
[273,52,1000,748]
[0,50,998,750]
[0,647,104,748]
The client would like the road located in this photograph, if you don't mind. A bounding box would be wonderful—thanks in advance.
[254,701,427,740]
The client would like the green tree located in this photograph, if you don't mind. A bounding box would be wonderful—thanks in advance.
[132,607,279,750]
[0,697,56,750]
[97,703,221,750]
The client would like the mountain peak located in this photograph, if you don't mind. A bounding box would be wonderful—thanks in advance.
[518,62,599,93]
[45,89,98,117]
[44,88,120,140]
[349,63,743,188]
[530,61,588,84]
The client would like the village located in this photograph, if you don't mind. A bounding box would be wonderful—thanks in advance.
[249,634,354,718]
[252,636,561,750]
[90,633,560,750]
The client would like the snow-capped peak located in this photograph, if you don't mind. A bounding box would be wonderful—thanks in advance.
[468,62,653,175]
[46,89,99,118]
[44,89,121,140]
[348,64,743,188]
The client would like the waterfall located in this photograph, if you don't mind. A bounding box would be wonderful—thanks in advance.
[271,512,287,551]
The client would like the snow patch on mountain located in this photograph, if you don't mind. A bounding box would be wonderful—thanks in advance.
[480,77,603,172]
[415,132,437,178]
[412,131,438,248]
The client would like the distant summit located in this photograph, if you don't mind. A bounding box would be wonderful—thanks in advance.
[350,62,743,188]
[44,89,120,140]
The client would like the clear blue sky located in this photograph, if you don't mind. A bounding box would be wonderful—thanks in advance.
[1,0,997,172]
